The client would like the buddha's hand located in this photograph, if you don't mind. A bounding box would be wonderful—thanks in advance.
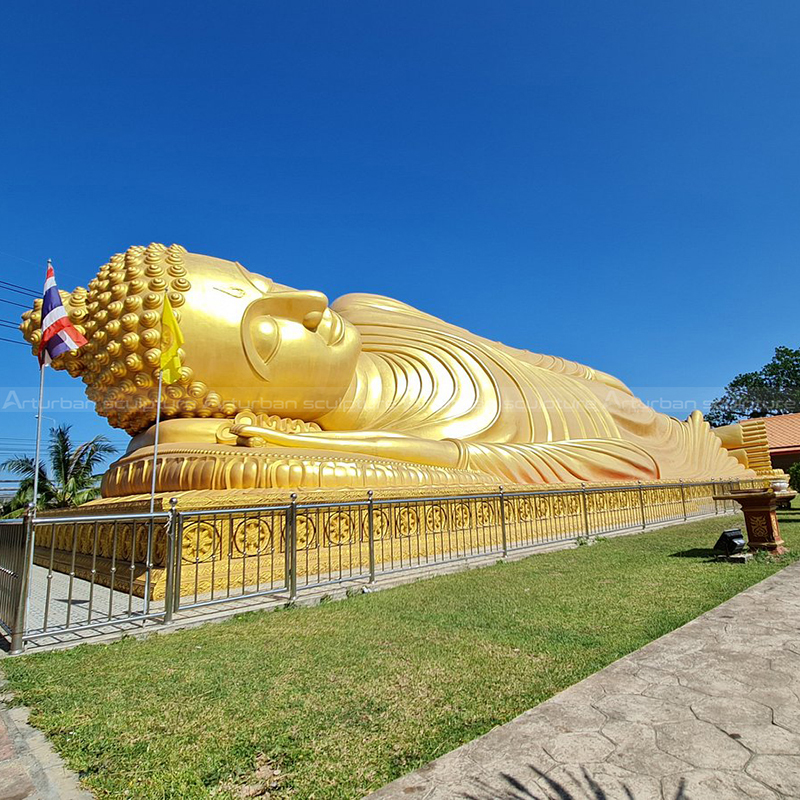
[216,415,460,469]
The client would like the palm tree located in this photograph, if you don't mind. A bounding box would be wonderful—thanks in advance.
[2,425,118,516]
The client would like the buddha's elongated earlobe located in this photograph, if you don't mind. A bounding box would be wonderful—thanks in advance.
[240,297,280,381]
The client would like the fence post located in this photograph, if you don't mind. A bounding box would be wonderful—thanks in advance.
[714,479,720,515]
[680,480,687,521]
[580,482,590,539]
[286,493,298,601]
[10,507,35,655]
[284,501,292,595]
[499,486,508,557]
[367,490,376,584]
[163,497,178,625]
[142,502,159,618]
[637,481,647,530]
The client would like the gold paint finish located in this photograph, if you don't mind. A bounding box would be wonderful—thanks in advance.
[19,244,763,495]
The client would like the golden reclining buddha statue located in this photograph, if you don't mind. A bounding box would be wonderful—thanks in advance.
[19,243,766,500]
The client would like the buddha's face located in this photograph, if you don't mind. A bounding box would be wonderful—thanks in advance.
[19,244,363,433]
[237,266,362,411]
[177,252,363,422]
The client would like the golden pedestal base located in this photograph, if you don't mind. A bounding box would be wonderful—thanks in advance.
[100,443,489,498]
[34,477,770,602]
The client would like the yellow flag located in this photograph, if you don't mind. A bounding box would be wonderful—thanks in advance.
[159,294,184,384]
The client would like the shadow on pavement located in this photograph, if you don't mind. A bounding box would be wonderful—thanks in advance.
[461,767,687,799]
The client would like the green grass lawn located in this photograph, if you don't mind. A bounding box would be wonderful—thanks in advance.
[4,510,800,799]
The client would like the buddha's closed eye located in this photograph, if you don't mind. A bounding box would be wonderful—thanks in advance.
[214,285,247,298]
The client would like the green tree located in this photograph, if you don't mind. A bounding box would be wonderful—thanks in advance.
[788,462,800,493]
[1,425,117,516]
[707,346,800,426]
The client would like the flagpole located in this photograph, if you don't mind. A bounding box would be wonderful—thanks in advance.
[25,259,51,623]
[31,256,52,513]
[31,363,46,511]
[149,368,164,514]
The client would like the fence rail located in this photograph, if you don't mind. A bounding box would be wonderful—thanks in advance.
[0,478,763,652]
[0,518,30,651]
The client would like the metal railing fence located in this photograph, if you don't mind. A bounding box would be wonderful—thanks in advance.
[0,477,762,652]
[24,509,173,641]
[175,501,290,611]
[0,518,32,652]
[170,478,759,613]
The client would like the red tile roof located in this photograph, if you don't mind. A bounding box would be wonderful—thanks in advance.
[746,413,800,454]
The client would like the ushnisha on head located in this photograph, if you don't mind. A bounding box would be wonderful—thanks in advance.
[19,244,362,436]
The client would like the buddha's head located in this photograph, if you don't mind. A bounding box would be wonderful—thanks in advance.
[19,244,362,434]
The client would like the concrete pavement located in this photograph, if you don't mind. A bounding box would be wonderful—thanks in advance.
[0,680,90,799]
[370,561,800,799]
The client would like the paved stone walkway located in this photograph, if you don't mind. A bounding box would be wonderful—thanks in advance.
[370,561,800,799]
[25,562,148,633]
[0,681,89,799]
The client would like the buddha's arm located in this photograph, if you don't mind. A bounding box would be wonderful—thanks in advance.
[229,423,666,483]
[229,424,462,469]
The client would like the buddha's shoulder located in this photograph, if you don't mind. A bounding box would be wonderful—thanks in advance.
[332,293,448,325]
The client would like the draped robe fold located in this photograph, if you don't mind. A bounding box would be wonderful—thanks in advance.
[322,294,749,484]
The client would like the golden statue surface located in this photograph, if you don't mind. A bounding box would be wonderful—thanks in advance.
[20,243,760,499]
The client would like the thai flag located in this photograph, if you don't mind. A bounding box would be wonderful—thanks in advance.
[38,261,87,365]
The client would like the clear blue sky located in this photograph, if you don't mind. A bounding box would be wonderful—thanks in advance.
[1,1,799,477]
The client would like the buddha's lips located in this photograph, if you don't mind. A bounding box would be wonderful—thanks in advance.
[316,309,345,347]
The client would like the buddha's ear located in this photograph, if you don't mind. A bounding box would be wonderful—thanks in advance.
[241,297,280,381]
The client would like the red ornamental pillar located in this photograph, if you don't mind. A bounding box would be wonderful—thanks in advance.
[713,489,788,556]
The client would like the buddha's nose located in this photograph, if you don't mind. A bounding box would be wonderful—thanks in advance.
[297,291,329,331]
[302,310,325,331]
[266,289,329,330]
